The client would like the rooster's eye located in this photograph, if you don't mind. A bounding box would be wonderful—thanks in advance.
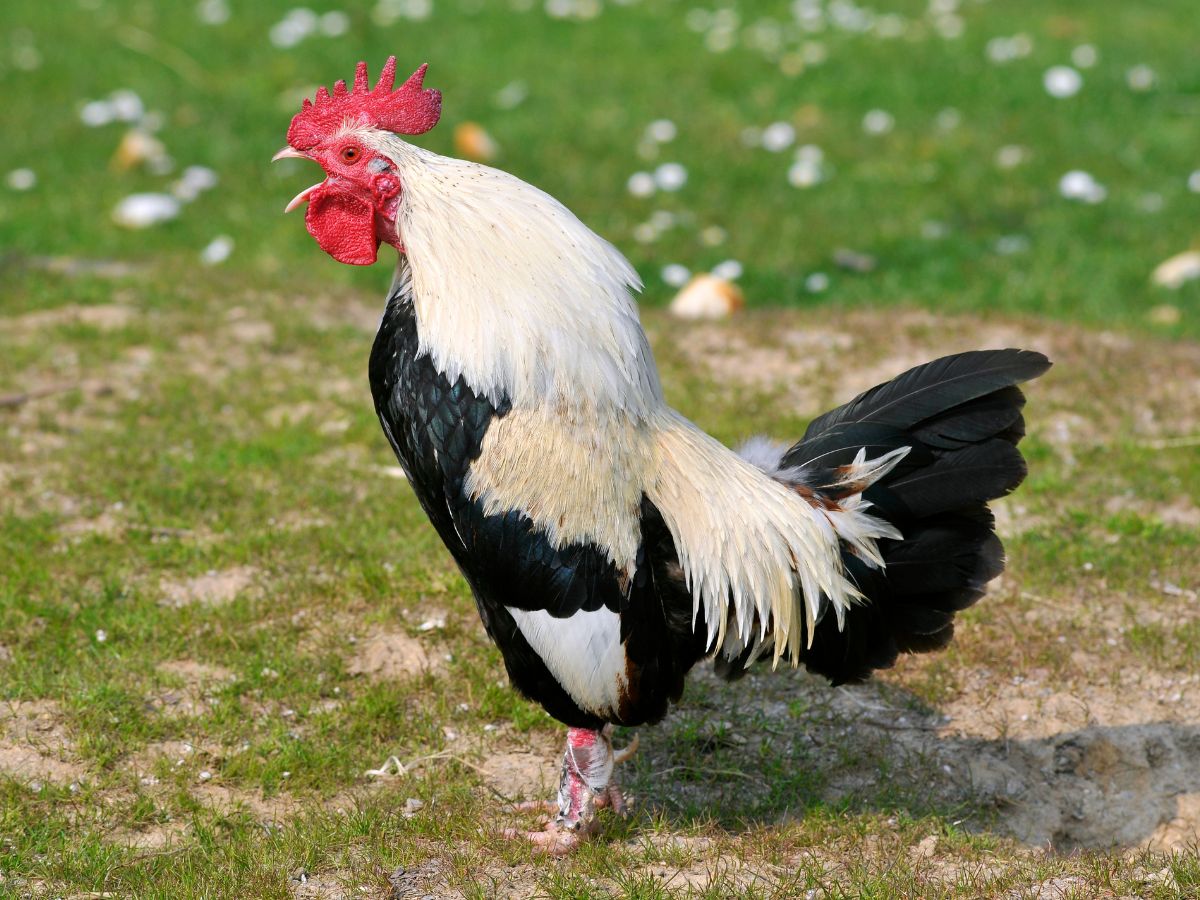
[341,146,361,163]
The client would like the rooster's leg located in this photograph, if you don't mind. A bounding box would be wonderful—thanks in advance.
[504,724,635,855]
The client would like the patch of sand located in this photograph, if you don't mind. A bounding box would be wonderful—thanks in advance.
[8,303,136,334]
[146,660,236,718]
[346,631,442,681]
[0,700,85,786]
[108,823,187,850]
[479,749,560,802]
[159,566,260,608]
[125,739,226,780]
[668,308,1200,447]
[192,782,298,823]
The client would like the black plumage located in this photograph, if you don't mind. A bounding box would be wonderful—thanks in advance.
[771,348,1052,685]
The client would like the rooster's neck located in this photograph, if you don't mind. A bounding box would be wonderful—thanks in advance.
[367,137,664,422]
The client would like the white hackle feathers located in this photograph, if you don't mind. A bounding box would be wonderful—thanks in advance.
[366,132,662,422]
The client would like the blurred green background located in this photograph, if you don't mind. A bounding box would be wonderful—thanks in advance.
[1,0,1197,331]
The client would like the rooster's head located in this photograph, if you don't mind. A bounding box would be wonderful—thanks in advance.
[274,57,441,265]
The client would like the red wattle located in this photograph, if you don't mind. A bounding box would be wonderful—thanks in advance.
[304,190,380,266]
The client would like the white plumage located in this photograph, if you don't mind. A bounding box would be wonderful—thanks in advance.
[365,131,906,669]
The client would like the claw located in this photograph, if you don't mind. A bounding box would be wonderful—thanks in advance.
[601,783,628,816]
[613,732,639,766]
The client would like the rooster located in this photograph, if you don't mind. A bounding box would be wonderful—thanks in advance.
[274,58,1050,853]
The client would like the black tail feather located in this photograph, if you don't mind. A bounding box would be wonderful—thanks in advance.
[769,348,1049,685]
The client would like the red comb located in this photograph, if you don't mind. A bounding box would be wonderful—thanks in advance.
[287,57,442,150]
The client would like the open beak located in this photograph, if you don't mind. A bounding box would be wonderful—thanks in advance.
[271,146,306,162]
[284,183,323,214]
[273,146,321,213]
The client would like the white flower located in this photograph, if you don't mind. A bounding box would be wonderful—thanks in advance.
[1044,66,1083,99]
[173,165,219,202]
[112,193,181,229]
[319,11,350,36]
[646,119,677,143]
[201,236,234,266]
[862,109,894,135]
[661,264,691,288]
[626,172,656,198]
[805,272,830,292]
[1071,44,1098,69]
[1059,170,1106,204]
[711,259,743,280]
[995,145,1029,170]
[109,90,145,123]
[788,158,823,188]
[761,122,796,153]
[1126,65,1156,92]
[80,100,115,128]
[5,168,36,191]
[654,162,688,192]
[196,0,230,25]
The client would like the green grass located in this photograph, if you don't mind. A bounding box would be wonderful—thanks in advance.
[2,0,1200,897]
[1,265,1197,896]
[2,0,1199,334]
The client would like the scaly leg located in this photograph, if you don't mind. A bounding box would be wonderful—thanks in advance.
[504,725,637,855]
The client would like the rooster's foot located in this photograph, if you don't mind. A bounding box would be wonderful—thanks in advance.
[503,725,635,854]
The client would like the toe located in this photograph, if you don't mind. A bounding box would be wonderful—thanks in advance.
[503,823,580,856]
[606,785,628,816]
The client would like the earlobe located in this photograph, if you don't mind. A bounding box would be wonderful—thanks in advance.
[373,173,401,203]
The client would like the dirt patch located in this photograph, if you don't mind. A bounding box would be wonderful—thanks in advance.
[58,509,124,539]
[125,739,227,781]
[989,497,1047,539]
[479,748,560,802]
[664,307,1200,445]
[0,700,86,786]
[346,631,443,681]
[147,660,236,718]
[108,823,187,850]
[7,303,136,335]
[637,662,1200,853]
[673,321,831,413]
[919,664,1200,850]
[192,782,299,823]
[0,745,84,787]
[157,660,234,682]
[1103,494,1200,531]
[159,566,260,608]
[290,872,357,900]
[388,855,542,900]
[224,317,275,345]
